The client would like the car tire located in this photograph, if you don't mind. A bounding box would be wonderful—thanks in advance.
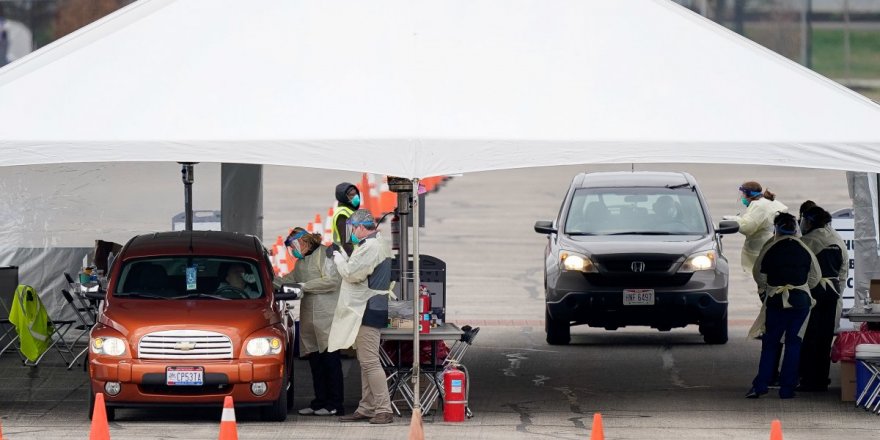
[701,310,728,345]
[262,376,289,422]
[285,352,295,410]
[545,307,571,345]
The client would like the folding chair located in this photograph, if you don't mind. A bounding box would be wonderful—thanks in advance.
[0,267,22,360]
[421,326,480,416]
[61,289,95,370]
[64,272,98,322]
[10,285,78,366]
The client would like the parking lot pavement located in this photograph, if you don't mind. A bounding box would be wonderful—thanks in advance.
[2,164,872,439]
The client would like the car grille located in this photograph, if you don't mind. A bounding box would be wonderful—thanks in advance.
[138,330,233,360]
[598,255,679,273]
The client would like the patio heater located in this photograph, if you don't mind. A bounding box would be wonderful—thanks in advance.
[179,162,197,231]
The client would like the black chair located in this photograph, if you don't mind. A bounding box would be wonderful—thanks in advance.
[61,289,96,370]
[0,267,22,361]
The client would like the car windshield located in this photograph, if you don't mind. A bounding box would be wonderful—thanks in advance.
[114,257,263,299]
[564,187,709,236]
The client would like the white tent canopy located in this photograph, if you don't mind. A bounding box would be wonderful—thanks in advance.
[0,0,879,178]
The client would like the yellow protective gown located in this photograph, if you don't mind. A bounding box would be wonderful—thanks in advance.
[328,233,392,352]
[277,246,341,354]
[8,285,51,362]
[732,197,789,272]
[800,225,849,331]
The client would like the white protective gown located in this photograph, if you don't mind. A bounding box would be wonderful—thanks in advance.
[732,197,789,272]
[276,246,341,354]
[328,233,392,352]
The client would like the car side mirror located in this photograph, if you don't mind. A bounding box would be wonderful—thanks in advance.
[274,283,303,301]
[534,220,557,234]
[716,220,739,234]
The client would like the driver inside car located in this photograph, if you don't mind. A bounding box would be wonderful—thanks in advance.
[653,195,679,223]
[216,262,258,298]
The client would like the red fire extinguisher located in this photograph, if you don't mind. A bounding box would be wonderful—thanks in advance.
[443,364,467,422]
[419,285,431,314]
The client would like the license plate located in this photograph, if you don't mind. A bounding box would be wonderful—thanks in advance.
[166,366,204,386]
[623,289,654,305]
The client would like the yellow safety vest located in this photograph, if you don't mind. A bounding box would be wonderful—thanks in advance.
[332,205,355,246]
[8,285,52,362]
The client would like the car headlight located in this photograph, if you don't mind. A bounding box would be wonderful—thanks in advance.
[560,251,597,273]
[679,250,716,272]
[246,337,282,356]
[92,336,126,356]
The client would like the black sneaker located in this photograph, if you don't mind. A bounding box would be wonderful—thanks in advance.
[746,388,767,399]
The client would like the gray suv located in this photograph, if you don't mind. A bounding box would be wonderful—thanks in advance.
[535,172,739,345]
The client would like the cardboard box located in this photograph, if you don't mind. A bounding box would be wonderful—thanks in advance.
[840,361,857,402]
[871,279,880,303]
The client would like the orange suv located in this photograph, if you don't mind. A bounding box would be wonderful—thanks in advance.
[87,231,297,421]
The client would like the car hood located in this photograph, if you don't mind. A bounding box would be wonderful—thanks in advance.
[560,234,713,257]
[100,299,278,346]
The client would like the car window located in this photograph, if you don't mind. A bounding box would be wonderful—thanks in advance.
[114,257,263,299]
[564,187,708,235]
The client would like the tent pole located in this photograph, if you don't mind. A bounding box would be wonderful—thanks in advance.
[411,177,421,412]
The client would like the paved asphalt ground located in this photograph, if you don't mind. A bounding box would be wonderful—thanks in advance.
[1,163,875,439]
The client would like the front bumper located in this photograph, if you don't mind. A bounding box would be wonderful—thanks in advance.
[546,269,728,329]
[89,357,285,406]
[547,290,727,329]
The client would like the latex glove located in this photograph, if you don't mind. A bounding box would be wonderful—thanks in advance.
[284,283,304,300]
[333,251,346,265]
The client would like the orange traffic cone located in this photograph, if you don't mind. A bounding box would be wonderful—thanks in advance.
[218,396,238,440]
[407,407,424,440]
[769,420,783,440]
[589,412,604,440]
[89,392,111,440]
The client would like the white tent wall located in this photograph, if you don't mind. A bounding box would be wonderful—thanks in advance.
[850,172,880,308]
[0,162,361,320]
[0,162,222,320]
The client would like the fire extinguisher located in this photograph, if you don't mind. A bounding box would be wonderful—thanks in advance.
[443,363,468,422]
[419,285,431,314]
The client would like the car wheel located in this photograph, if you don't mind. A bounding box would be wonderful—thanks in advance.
[545,307,571,345]
[701,310,728,345]
[262,376,289,422]
[285,355,295,410]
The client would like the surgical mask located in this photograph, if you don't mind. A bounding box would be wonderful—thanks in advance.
[740,197,750,207]
[350,194,361,208]
[292,248,304,259]
[241,273,257,284]
[350,232,361,245]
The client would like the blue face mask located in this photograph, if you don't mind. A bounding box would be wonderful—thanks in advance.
[351,194,361,208]
[741,197,750,207]
[350,232,361,245]
[292,248,304,259]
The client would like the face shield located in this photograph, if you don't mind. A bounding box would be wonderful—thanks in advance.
[285,230,307,258]
[345,220,374,243]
